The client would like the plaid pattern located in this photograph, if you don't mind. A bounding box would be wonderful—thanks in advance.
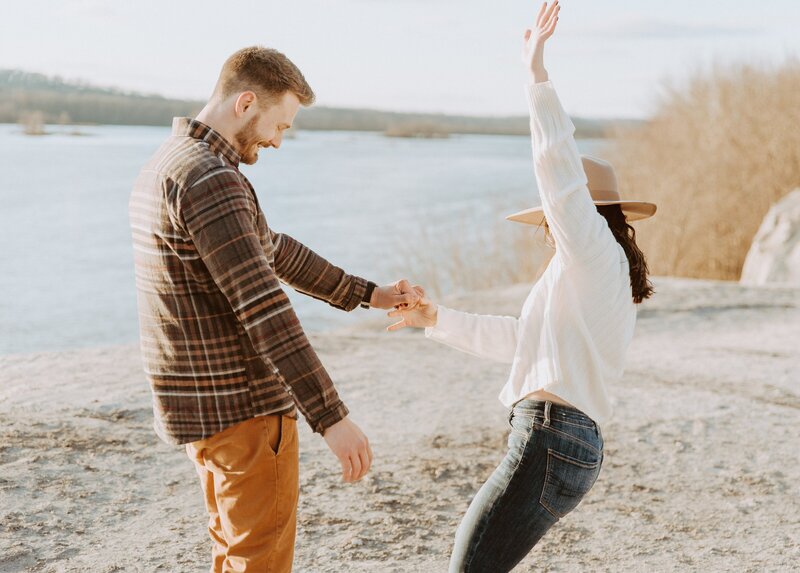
[129,117,369,445]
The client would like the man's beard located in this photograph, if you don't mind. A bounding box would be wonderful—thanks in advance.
[234,114,262,165]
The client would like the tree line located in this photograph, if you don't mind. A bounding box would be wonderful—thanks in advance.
[0,69,628,137]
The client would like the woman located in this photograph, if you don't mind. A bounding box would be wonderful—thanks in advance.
[387,2,657,571]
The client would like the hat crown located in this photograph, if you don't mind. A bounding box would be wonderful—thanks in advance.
[504,154,657,226]
[582,155,621,202]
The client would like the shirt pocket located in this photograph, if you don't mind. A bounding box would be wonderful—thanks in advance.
[540,448,602,519]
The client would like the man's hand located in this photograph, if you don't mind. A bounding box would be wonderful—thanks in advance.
[369,279,420,310]
[322,417,373,483]
[523,0,560,83]
[386,286,438,331]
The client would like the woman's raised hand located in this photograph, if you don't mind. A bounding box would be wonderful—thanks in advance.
[386,286,438,331]
[523,0,560,83]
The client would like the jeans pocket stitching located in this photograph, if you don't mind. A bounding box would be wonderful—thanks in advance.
[547,449,600,470]
[534,422,601,455]
[548,418,596,431]
[540,448,601,519]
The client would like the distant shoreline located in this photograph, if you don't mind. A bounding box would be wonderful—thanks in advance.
[1,69,641,138]
[0,121,615,140]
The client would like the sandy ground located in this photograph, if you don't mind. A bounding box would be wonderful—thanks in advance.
[1,277,799,572]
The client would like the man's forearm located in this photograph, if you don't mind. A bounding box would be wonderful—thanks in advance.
[270,231,370,311]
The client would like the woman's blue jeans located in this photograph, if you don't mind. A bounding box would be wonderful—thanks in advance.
[449,399,604,573]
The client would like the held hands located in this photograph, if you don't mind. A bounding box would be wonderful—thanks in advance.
[523,0,561,83]
[386,286,438,331]
[323,416,373,483]
[370,279,420,310]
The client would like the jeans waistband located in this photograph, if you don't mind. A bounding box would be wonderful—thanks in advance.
[512,399,597,429]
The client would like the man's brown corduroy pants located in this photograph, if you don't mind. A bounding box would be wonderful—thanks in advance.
[186,414,300,573]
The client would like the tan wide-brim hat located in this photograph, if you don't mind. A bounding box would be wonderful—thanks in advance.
[506,155,657,226]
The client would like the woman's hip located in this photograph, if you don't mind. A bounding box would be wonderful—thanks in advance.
[448,403,604,572]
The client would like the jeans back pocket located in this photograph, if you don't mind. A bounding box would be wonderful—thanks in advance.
[540,448,602,519]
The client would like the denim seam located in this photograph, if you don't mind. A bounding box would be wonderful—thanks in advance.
[548,448,601,470]
[533,417,595,430]
[540,453,561,519]
[539,448,600,519]
[533,422,601,455]
[462,419,533,572]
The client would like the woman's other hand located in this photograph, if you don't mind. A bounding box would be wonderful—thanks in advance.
[523,0,560,83]
[386,286,438,331]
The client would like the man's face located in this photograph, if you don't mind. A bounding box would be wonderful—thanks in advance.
[234,91,300,165]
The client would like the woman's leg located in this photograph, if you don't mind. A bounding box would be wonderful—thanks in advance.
[449,401,603,573]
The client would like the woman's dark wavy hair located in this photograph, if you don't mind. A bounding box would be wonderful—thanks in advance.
[544,204,654,304]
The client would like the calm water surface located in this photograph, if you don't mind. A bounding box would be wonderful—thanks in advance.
[0,123,607,354]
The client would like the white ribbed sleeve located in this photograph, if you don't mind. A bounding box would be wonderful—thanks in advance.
[425,305,518,364]
[527,81,615,265]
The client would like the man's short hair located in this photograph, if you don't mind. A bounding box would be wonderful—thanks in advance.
[213,46,315,106]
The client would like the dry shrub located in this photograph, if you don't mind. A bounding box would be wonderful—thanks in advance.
[610,59,800,280]
[20,110,46,135]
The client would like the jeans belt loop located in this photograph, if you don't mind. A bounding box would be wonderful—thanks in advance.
[543,401,552,427]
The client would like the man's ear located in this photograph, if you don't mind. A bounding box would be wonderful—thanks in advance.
[234,91,257,117]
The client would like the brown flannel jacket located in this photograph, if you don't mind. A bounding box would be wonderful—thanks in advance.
[129,118,370,445]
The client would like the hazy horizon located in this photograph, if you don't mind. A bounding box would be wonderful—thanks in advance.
[1,1,798,119]
[0,68,646,123]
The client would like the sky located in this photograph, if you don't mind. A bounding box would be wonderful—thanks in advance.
[1,0,798,119]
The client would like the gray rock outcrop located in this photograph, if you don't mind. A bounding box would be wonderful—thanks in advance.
[741,189,800,285]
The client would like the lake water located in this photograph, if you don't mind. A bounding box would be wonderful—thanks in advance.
[0,123,607,355]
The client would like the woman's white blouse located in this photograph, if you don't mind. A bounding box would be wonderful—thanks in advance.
[425,81,638,427]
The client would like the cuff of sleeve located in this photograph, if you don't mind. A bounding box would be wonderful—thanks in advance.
[360,280,377,309]
[525,80,575,147]
[337,275,370,312]
[312,401,350,435]
[424,305,454,343]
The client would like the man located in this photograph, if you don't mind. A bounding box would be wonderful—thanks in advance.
[129,46,418,572]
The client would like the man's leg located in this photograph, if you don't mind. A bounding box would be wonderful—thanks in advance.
[186,415,300,572]
[186,445,228,573]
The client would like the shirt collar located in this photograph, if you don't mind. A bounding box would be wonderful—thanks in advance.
[171,117,241,167]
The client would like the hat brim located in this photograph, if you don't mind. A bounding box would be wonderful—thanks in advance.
[506,201,657,226]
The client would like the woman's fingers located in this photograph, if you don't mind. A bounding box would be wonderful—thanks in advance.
[545,9,559,36]
[549,3,561,25]
[536,1,548,26]
[398,292,417,307]
[529,1,559,48]
[386,319,407,332]
[541,0,559,30]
